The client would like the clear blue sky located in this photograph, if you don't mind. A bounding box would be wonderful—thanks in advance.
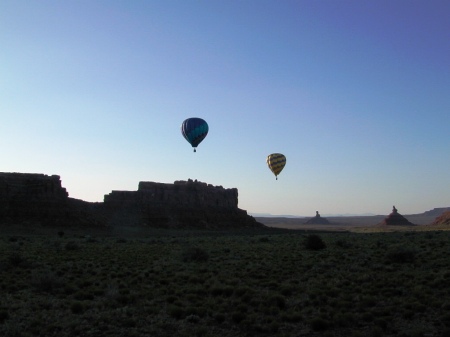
[1,0,449,216]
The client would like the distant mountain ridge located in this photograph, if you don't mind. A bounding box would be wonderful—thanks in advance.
[420,207,450,217]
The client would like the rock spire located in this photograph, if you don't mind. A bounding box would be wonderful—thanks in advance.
[305,210,330,224]
[378,206,415,226]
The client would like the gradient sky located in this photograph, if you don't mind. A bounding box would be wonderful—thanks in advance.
[1,0,449,216]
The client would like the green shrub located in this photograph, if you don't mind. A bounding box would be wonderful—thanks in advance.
[235,286,251,297]
[0,310,9,323]
[31,271,62,293]
[182,247,209,262]
[386,245,417,263]
[280,285,294,296]
[310,317,330,331]
[166,295,178,304]
[335,312,355,327]
[185,314,200,324]
[335,239,352,248]
[281,312,302,323]
[168,305,185,319]
[5,250,29,269]
[268,294,286,310]
[231,311,246,324]
[65,241,80,251]
[441,328,450,337]
[374,318,388,330]
[210,285,233,297]
[70,301,84,314]
[304,234,326,250]
[214,313,226,323]
[440,313,450,327]
[370,326,384,337]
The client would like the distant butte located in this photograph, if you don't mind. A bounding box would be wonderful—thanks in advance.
[378,206,416,226]
[305,211,330,225]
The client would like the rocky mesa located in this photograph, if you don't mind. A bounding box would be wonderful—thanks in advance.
[0,173,263,229]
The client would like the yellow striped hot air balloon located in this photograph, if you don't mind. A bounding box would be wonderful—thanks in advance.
[267,153,286,180]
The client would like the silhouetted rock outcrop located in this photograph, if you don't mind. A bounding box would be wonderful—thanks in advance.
[104,179,262,228]
[0,172,68,225]
[0,173,104,226]
[0,173,262,229]
[305,211,330,224]
[430,211,450,226]
[378,206,416,226]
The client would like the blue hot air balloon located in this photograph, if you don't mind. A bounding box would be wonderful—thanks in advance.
[181,118,209,152]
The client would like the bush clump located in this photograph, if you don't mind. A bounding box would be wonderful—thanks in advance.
[168,305,185,319]
[6,251,26,268]
[31,271,62,293]
[385,245,417,263]
[335,239,353,249]
[304,234,326,250]
[310,317,330,331]
[65,241,80,251]
[70,301,84,314]
[182,247,209,263]
[0,310,9,323]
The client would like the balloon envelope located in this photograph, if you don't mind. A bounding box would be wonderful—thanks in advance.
[181,118,209,151]
[267,153,286,179]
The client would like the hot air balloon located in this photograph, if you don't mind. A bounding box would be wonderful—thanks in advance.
[267,153,286,180]
[181,118,209,152]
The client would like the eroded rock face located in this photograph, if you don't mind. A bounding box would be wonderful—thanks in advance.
[0,172,105,227]
[0,173,69,225]
[104,179,262,228]
[105,180,238,210]
[0,173,262,229]
[430,211,450,226]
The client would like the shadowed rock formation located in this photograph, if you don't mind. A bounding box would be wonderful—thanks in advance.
[378,206,416,226]
[0,172,68,225]
[104,179,262,228]
[0,173,262,229]
[0,173,104,226]
[305,211,330,225]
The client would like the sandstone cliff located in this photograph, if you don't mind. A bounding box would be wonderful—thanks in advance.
[0,173,104,226]
[430,211,450,226]
[0,173,262,229]
[103,179,261,228]
[0,173,68,225]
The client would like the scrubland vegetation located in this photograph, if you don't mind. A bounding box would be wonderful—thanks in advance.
[1,228,450,337]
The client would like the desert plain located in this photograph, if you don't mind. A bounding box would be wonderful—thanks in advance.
[1,213,450,337]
